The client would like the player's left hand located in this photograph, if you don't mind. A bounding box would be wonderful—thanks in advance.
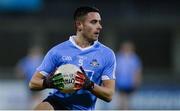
[74,66,94,91]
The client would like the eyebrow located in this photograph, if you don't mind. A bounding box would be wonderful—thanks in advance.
[90,19,101,22]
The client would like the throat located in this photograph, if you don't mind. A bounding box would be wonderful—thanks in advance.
[74,37,94,48]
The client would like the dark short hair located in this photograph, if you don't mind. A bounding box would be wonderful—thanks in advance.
[73,6,100,21]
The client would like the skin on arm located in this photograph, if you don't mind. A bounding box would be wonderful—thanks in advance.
[34,102,54,110]
[29,72,55,110]
[91,80,115,102]
[30,70,115,103]
[29,72,46,90]
[77,66,115,102]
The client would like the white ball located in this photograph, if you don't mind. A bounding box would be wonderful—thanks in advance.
[54,64,81,93]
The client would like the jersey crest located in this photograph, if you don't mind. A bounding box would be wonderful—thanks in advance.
[90,59,99,67]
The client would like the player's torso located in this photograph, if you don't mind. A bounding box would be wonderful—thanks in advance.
[51,41,105,110]
[55,41,104,85]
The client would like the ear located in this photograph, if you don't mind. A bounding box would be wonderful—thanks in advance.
[75,21,83,31]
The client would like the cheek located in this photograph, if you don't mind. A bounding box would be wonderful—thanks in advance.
[86,27,94,33]
[83,27,92,34]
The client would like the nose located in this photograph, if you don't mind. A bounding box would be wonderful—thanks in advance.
[98,23,102,30]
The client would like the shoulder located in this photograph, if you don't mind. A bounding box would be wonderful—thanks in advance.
[97,42,116,65]
[97,42,115,56]
[53,40,70,50]
[44,40,71,58]
[48,40,70,52]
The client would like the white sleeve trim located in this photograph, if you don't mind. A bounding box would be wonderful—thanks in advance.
[101,75,110,80]
[39,71,49,77]
[112,51,116,79]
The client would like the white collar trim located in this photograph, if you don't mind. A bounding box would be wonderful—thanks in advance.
[69,35,98,51]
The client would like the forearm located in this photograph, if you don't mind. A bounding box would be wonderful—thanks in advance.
[77,67,115,102]
[29,72,45,90]
[90,80,115,102]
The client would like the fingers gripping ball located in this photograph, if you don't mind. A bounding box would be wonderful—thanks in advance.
[74,71,86,89]
[54,64,82,93]
[52,73,64,90]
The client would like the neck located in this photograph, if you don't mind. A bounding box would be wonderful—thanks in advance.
[74,35,94,48]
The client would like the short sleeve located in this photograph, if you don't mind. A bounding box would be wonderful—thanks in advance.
[101,50,116,80]
[36,48,58,77]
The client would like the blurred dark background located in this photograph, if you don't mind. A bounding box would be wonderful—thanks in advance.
[0,0,180,109]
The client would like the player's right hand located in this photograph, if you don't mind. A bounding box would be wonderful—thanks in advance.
[74,66,94,91]
[74,71,86,90]
[43,73,65,90]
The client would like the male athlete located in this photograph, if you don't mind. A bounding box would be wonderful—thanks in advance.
[29,6,116,110]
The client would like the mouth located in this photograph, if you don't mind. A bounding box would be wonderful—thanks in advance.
[94,32,100,36]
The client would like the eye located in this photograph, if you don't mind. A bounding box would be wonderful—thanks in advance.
[91,20,97,24]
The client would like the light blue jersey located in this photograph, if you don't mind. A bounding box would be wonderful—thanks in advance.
[37,35,116,110]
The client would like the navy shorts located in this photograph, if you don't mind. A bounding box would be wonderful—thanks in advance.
[43,95,68,110]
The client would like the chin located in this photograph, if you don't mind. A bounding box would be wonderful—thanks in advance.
[93,36,99,41]
[91,38,98,42]
[87,36,98,42]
